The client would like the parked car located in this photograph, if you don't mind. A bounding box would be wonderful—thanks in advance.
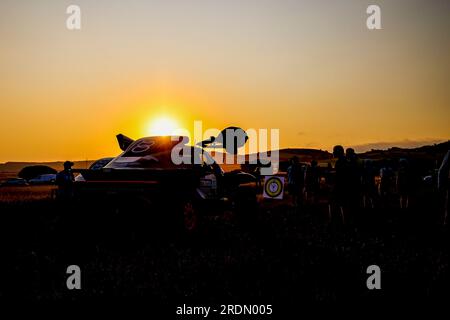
[75,158,114,182]
[0,178,28,187]
[89,157,114,170]
[28,174,57,185]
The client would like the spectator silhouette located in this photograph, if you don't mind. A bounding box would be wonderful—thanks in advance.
[329,145,346,224]
[345,148,362,225]
[379,160,394,207]
[304,160,320,205]
[56,161,75,201]
[361,159,377,209]
[287,156,303,207]
[438,150,450,225]
[396,158,411,210]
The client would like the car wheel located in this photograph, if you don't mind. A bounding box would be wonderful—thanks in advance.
[182,199,199,233]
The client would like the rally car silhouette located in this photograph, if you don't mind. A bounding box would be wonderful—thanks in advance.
[73,128,257,232]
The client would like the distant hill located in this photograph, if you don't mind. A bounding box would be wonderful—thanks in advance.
[359,140,450,161]
[0,161,94,174]
[278,148,332,161]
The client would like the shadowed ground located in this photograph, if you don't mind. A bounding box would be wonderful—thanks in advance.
[0,185,448,311]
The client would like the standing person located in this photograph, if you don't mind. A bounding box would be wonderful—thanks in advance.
[361,160,377,209]
[56,161,75,200]
[396,158,411,210]
[304,160,320,206]
[379,161,394,208]
[345,148,362,226]
[287,156,303,207]
[252,165,262,188]
[345,148,362,206]
[438,150,450,226]
[329,145,347,225]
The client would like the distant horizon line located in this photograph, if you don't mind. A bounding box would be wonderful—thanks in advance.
[1,138,448,165]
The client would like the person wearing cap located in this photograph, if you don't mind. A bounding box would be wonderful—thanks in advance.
[56,161,75,200]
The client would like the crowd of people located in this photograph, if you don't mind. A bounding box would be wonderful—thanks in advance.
[286,146,449,227]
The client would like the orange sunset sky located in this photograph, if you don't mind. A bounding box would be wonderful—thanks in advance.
[0,0,449,162]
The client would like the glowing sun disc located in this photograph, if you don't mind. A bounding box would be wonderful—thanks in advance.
[147,117,179,136]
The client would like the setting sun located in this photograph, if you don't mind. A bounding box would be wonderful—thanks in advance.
[147,116,179,136]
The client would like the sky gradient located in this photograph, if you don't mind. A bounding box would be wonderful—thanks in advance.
[0,0,449,162]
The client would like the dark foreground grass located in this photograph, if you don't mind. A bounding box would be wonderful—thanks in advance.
[0,194,448,311]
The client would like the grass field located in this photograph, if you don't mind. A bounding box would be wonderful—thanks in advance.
[0,171,56,203]
[0,184,448,305]
[0,185,56,203]
[0,167,448,306]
